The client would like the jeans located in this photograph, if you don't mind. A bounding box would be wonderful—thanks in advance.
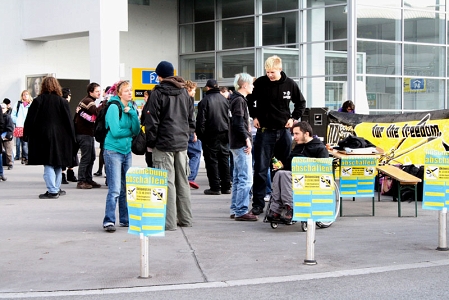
[43,165,62,194]
[187,133,202,181]
[230,147,253,217]
[14,137,28,160]
[76,134,96,182]
[202,132,231,191]
[153,148,192,231]
[103,149,131,226]
[252,128,292,210]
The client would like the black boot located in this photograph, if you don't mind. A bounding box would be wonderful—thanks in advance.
[67,169,78,182]
[61,173,69,184]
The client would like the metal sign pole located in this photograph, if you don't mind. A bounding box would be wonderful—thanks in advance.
[437,208,449,251]
[139,233,150,278]
[304,219,317,265]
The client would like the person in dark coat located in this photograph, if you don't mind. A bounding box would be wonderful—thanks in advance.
[23,76,76,199]
[266,121,328,222]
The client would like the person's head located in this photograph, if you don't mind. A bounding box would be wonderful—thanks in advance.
[143,90,151,101]
[341,100,355,113]
[1,103,6,114]
[292,121,313,144]
[204,79,218,91]
[264,55,282,81]
[3,98,11,107]
[103,86,111,97]
[21,90,32,103]
[87,82,101,99]
[29,77,42,97]
[185,80,197,98]
[62,88,71,101]
[155,61,174,80]
[40,76,63,96]
[116,80,132,102]
[219,86,232,99]
[233,73,254,97]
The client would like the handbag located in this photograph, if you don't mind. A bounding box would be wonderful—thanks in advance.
[13,127,23,138]
[131,126,146,155]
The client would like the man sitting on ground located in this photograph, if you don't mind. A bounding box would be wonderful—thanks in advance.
[267,121,328,222]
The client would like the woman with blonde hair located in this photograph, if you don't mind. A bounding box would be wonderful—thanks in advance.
[12,90,33,164]
[23,77,76,199]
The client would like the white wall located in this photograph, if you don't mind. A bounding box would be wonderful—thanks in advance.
[0,0,178,101]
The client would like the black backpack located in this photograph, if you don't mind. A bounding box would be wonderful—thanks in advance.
[94,100,122,143]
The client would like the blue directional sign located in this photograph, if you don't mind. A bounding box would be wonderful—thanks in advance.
[142,70,159,84]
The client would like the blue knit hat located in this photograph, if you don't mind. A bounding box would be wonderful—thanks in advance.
[155,61,174,78]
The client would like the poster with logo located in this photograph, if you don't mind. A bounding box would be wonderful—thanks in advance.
[422,150,449,210]
[291,157,335,222]
[126,167,168,237]
[339,156,377,198]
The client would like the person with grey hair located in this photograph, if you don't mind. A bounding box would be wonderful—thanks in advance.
[228,73,257,221]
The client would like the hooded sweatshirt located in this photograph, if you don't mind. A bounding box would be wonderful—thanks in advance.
[283,137,328,171]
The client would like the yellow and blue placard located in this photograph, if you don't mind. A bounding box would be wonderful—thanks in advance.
[422,150,449,210]
[339,156,377,197]
[126,167,168,237]
[291,157,335,222]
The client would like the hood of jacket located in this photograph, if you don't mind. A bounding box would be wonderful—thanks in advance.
[155,76,186,96]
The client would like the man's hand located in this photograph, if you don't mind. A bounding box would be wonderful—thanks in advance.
[285,118,295,128]
[253,118,260,129]
[193,132,198,142]
[244,138,252,154]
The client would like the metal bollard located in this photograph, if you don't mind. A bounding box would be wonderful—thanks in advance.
[139,233,151,278]
[437,208,449,251]
[304,219,317,265]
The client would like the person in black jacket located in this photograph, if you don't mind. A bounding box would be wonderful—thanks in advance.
[0,105,5,181]
[196,79,231,195]
[248,55,306,215]
[144,61,195,231]
[266,121,328,222]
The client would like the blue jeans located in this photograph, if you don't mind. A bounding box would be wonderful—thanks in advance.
[252,128,292,210]
[103,149,131,226]
[187,133,202,181]
[15,137,28,160]
[43,165,62,194]
[230,147,253,217]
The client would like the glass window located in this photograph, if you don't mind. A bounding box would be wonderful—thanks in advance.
[179,0,214,23]
[366,77,401,110]
[357,7,401,41]
[262,0,297,13]
[404,11,445,44]
[262,12,297,46]
[180,23,215,53]
[325,50,347,77]
[218,51,255,79]
[403,0,446,11]
[325,79,346,110]
[358,41,401,75]
[404,44,445,77]
[356,0,401,7]
[404,79,444,110]
[306,5,347,42]
[180,55,215,82]
[263,51,300,78]
[222,18,254,49]
[219,0,253,18]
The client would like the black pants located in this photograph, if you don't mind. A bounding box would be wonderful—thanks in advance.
[202,132,231,191]
[76,134,96,182]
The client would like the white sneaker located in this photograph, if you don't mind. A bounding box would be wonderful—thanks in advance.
[264,194,271,202]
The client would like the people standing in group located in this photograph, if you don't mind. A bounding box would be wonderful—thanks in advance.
[12,90,32,165]
[102,80,140,232]
[1,100,14,170]
[229,73,258,221]
[196,79,231,195]
[185,80,202,189]
[94,86,111,179]
[338,100,355,113]
[248,55,306,215]
[74,83,102,189]
[143,60,195,231]
[23,76,76,199]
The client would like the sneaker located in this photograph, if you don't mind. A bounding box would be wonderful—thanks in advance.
[39,191,59,199]
[59,189,66,196]
[264,194,271,202]
[204,189,221,195]
[266,210,281,222]
[283,205,293,222]
[119,223,129,227]
[77,181,93,189]
[221,189,231,194]
[235,213,258,221]
[104,225,116,232]
[251,206,264,215]
[93,171,102,177]
[189,181,199,189]
[87,180,101,188]
[0,175,7,181]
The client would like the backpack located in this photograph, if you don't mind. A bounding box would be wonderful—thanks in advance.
[94,100,122,143]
